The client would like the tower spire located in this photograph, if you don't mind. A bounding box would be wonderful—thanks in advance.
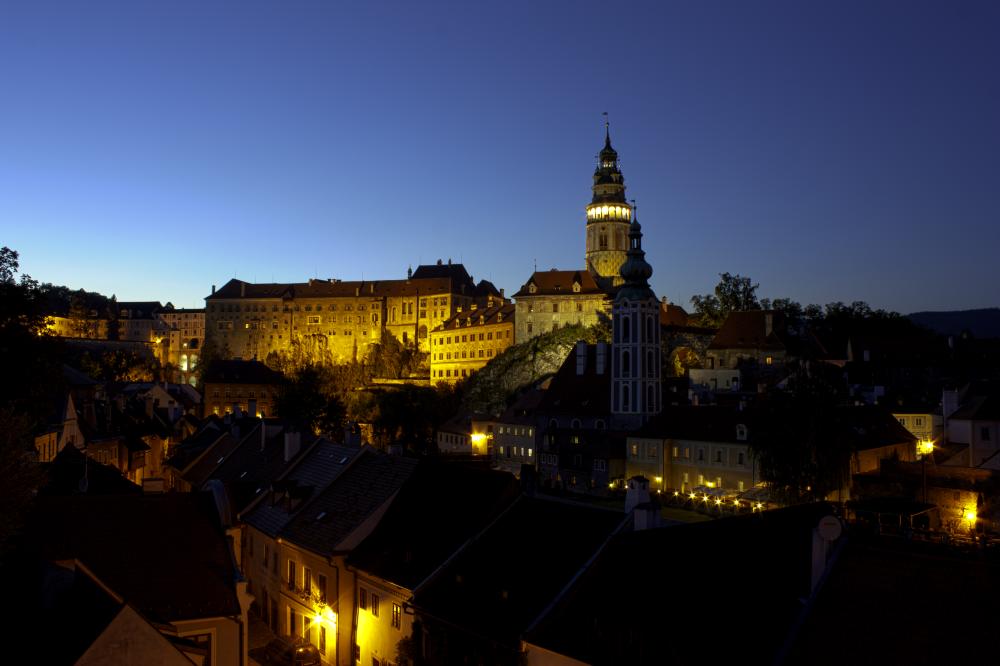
[603,111,611,149]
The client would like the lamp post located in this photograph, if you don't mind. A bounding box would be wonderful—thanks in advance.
[918,440,935,504]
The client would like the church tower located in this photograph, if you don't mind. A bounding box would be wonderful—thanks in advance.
[611,210,661,429]
[585,122,632,287]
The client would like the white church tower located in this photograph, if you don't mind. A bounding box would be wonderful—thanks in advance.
[611,210,661,429]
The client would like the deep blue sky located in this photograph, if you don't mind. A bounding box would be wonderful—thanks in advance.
[2,1,997,312]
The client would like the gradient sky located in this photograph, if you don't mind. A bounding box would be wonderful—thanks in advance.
[2,1,997,312]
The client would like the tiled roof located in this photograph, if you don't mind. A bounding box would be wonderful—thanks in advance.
[280,451,419,555]
[207,425,318,519]
[659,301,689,326]
[207,273,474,301]
[525,503,834,665]
[203,359,285,385]
[179,431,240,488]
[412,496,625,647]
[636,405,754,443]
[348,462,521,590]
[40,446,143,496]
[949,394,1000,422]
[708,310,789,351]
[513,270,608,298]
[22,493,242,623]
[117,302,163,319]
[433,303,515,332]
[241,440,361,537]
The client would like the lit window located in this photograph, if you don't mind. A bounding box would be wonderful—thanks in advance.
[392,603,401,629]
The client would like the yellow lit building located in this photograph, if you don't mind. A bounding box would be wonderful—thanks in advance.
[204,262,499,365]
[429,303,516,383]
[158,306,205,385]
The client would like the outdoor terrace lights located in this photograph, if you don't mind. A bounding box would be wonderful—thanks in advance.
[965,508,977,524]
[918,440,935,456]
[689,492,696,500]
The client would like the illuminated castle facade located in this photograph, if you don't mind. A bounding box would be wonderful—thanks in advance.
[514,124,642,343]
[204,262,502,365]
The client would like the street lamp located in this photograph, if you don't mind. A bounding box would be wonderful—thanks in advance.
[918,439,935,504]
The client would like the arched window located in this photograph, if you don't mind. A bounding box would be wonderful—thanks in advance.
[595,419,606,430]
[571,418,581,430]
[647,350,655,377]
[391,307,397,323]
[622,315,630,343]
[647,385,656,412]
[622,350,631,377]
[548,418,558,431]
[646,315,654,340]
[622,385,630,411]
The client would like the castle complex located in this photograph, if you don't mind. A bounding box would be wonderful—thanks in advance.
[204,262,501,365]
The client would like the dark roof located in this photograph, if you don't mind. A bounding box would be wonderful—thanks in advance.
[180,431,241,489]
[513,270,608,298]
[348,463,521,590]
[410,262,475,286]
[709,310,788,351]
[659,301,689,326]
[412,496,625,648]
[21,493,242,623]
[787,536,1000,665]
[242,439,362,537]
[165,420,226,472]
[280,450,419,555]
[636,405,753,442]
[39,446,143,496]
[950,394,1000,421]
[207,273,475,302]
[526,503,834,665]
[473,279,503,299]
[117,301,163,318]
[497,387,547,425]
[207,425,318,519]
[433,303,515,332]
[537,344,611,417]
[203,359,284,385]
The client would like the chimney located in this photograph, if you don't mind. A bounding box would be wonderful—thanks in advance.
[248,398,257,418]
[499,288,504,299]
[764,312,773,337]
[240,283,245,298]
[211,285,216,294]
[370,283,375,294]
[575,341,587,375]
[284,431,301,462]
[625,475,652,513]
[596,342,607,375]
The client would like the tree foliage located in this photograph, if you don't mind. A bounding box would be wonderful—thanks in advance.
[274,364,347,438]
[690,272,761,328]
[0,248,61,556]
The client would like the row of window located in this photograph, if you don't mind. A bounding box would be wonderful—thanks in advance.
[359,587,402,629]
[524,301,587,313]
[434,348,497,361]
[434,368,470,378]
[434,330,510,345]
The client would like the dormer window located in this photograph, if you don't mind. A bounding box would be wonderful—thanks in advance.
[528,284,537,294]
[573,282,581,293]
[736,424,748,441]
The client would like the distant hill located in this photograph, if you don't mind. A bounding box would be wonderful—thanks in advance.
[907,308,1000,338]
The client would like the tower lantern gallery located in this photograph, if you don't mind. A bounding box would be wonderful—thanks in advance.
[585,122,632,288]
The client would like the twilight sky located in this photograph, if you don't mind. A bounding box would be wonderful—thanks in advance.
[1,1,997,312]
